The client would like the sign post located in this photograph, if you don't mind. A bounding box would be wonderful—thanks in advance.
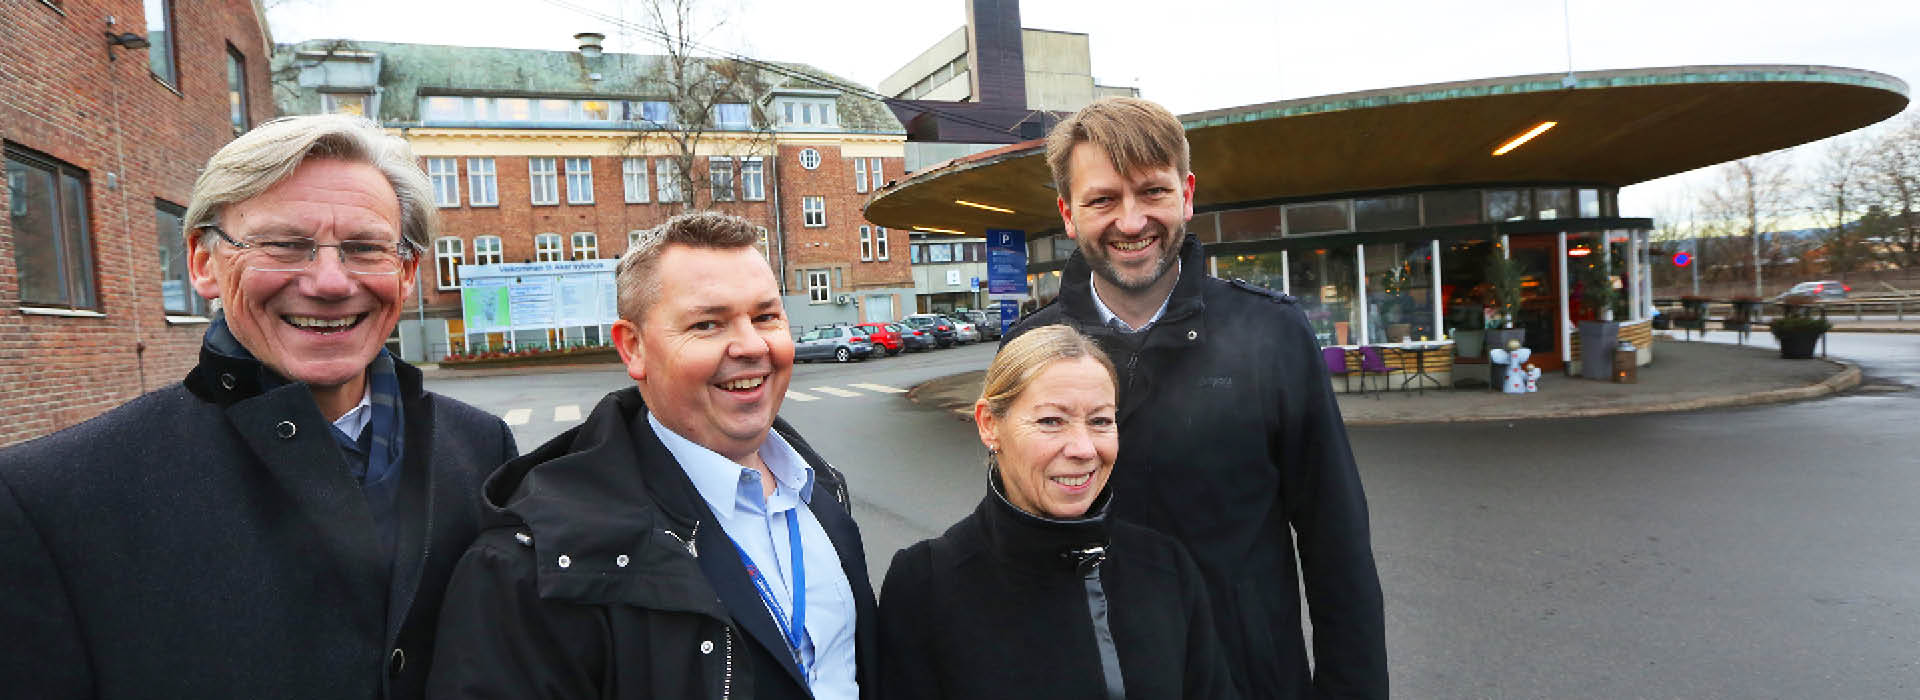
[986,229,1028,335]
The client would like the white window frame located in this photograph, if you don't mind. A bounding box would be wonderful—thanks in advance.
[798,148,821,170]
[427,158,460,207]
[740,157,765,201]
[529,157,558,205]
[807,269,831,304]
[473,235,503,266]
[868,158,884,191]
[570,232,599,260]
[802,196,825,227]
[321,92,368,116]
[709,157,735,202]
[535,233,565,262]
[628,229,646,251]
[854,158,868,194]
[467,157,498,206]
[623,157,650,203]
[876,227,890,261]
[859,226,873,261]
[756,226,770,259]
[564,157,594,204]
[434,237,464,290]
[657,159,683,203]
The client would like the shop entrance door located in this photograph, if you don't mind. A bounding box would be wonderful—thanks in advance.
[1508,236,1564,372]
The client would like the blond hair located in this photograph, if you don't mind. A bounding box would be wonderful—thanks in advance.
[184,113,434,252]
[1045,97,1190,197]
[980,325,1118,417]
[617,210,766,324]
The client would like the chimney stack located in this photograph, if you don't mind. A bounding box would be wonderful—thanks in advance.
[575,32,606,59]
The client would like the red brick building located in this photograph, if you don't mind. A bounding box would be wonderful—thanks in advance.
[1,0,273,447]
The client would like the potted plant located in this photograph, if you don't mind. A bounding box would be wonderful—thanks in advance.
[1575,260,1624,379]
[1771,295,1831,359]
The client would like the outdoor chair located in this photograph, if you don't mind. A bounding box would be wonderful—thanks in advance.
[1357,346,1397,398]
[1322,346,1356,395]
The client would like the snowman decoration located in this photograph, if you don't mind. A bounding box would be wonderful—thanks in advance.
[1488,338,1538,395]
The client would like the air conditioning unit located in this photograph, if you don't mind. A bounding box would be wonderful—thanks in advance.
[835,294,854,305]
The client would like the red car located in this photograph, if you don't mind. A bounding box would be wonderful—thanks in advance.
[854,322,905,356]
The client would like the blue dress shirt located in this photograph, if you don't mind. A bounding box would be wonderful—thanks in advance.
[649,411,860,700]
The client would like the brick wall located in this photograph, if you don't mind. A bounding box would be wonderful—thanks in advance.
[775,143,911,303]
[0,0,272,447]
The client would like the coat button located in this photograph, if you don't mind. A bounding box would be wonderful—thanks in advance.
[616,554,630,567]
[557,554,572,568]
[1187,330,1198,340]
[700,640,714,655]
[388,647,406,676]
[274,421,297,439]
[219,373,236,390]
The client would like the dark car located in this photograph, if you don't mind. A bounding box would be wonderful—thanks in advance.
[901,314,957,348]
[794,325,875,363]
[1775,280,1851,302]
[956,310,1002,341]
[854,322,904,356]
[891,321,937,351]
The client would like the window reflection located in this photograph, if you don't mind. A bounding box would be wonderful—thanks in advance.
[1364,241,1435,343]
[1288,247,1356,347]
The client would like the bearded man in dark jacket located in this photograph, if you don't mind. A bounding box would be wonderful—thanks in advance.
[0,114,517,699]
[1003,97,1388,699]
[428,212,878,700]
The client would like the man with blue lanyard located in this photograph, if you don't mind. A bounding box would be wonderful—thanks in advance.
[429,211,876,700]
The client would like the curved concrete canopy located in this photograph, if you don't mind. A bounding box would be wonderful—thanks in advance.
[865,65,1909,236]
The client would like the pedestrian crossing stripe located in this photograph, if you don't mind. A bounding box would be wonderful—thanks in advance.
[554,405,582,422]
[498,383,905,423]
[503,408,532,426]
[786,390,818,402]
[812,386,862,398]
[849,383,905,394]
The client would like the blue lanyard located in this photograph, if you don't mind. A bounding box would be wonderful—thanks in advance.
[733,508,808,673]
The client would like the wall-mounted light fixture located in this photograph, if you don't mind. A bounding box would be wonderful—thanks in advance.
[105,31,151,60]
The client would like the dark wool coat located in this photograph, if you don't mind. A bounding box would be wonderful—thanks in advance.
[1003,236,1388,699]
[0,341,518,699]
[426,387,880,700]
[879,479,1238,700]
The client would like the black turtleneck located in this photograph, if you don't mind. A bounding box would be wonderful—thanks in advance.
[878,471,1239,700]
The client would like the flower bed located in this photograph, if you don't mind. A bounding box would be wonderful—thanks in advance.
[438,345,621,369]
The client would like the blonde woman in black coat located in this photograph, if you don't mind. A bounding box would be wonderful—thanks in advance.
[879,324,1236,700]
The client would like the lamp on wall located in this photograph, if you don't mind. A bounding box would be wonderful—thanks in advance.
[105,30,150,61]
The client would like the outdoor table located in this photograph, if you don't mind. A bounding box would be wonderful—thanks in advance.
[1394,340,1454,395]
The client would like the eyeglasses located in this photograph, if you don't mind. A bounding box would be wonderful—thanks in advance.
[197,223,416,275]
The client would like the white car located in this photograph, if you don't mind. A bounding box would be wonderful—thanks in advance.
[944,315,980,343]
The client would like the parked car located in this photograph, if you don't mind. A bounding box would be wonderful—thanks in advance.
[901,314,958,348]
[854,322,905,356]
[944,315,981,344]
[1774,280,1850,302]
[794,325,875,362]
[891,321,937,351]
[957,310,1002,341]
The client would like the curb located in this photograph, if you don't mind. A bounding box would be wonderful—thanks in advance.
[907,362,1865,426]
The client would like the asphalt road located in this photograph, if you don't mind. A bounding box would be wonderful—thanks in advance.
[426,333,1920,698]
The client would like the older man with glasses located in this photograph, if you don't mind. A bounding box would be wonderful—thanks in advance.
[0,114,517,700]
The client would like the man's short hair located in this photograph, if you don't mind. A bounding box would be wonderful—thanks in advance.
[183,114,435,252]
[617,211,766,324]
[1045,97,1191,197]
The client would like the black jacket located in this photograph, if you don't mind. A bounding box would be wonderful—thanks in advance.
[879,474,1236,700]
[426,387,880,700]
[1004,236,1387,699]
[0,338,518,699]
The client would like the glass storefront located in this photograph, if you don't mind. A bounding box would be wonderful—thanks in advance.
[1288,247,1357,346]
[1214,251,1286,295]
[1363,241,1436,344]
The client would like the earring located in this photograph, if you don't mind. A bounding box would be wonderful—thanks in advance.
[985,446,998,471]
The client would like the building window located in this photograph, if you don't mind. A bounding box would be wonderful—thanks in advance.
[427,158,460,207]
[802,196,825,227]
[467,157,497,206]
[807,269,831,304]
[494,98,532,121]
[740,157,765,201]
[709,157,735,202]
[868,158,884,191]
[799,148,821,170]
[422,96,468,122]
[529,157,558,205]
[320,92,368,116]
[571,232,599,260]
[580,100,614,121]
[854,158,868,193]
[226,45,250,134]
[756,226,770,259]
[623,158,650,203]
[859,226,874,261]
[875,227,890,261]
[6,147,98,309]
[564,157,593,204]
[144,0,178,88]
[631,100,675,126]
[538,99,573,121]
[535,233,564,262]
[657,159,683,203]
[713,103,750,129]
[474,235,503,265]
[434,237,464,290]
[155,199,205,316]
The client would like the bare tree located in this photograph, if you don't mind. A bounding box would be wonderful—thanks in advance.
[1803,135,1873,280]
[619,0,776,212]
[1701,151,1795,296]
[1860,113,1920,270]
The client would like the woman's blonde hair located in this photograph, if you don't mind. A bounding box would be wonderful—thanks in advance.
[980,324,1118,417]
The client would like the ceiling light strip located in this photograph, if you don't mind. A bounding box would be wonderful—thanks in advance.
[1492,121,1558,156]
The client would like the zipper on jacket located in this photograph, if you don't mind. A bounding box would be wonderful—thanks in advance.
[721,624,735,700]
[665,520,701,558]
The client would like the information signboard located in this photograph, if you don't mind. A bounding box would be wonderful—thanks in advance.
[986,229,1028,297]
[459,260,620,334]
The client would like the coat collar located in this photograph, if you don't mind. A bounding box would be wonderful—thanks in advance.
[976,467,1113,576]
[184,315,427,409]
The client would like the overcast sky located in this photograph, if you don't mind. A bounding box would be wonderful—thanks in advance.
[268,0,1920,217]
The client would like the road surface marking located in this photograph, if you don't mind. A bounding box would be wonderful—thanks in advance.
[786,390,819,402]
[812,386,863,398]
[849,383,905,394]
[553,404,582,422]
[503,408,532,426]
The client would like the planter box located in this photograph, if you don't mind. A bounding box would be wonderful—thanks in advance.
[1577,321,1621,379]
[1774,329,1823,359]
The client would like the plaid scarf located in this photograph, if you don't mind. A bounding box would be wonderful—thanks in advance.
[204,315,406,486]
